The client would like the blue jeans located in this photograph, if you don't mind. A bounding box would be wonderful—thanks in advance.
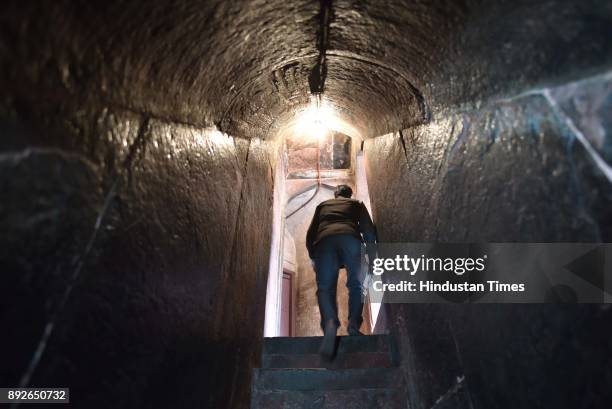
[313,234,364,330]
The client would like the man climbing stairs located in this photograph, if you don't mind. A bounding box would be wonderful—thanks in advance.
[251,334,407,408]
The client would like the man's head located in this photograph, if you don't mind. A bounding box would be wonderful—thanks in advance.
[334,184,353,198]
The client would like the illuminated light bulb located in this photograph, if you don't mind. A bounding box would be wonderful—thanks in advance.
[311,119,327,142]
[284,99,360,143]
[294,104,335,142]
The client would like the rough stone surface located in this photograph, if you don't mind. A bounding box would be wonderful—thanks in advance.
[2,1,612,409]
[2,1,611,139]
[365,72,612,243]
[0,106,276,409]
[364,73,612,409]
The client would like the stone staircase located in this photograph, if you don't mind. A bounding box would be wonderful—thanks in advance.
[251,335,406,408]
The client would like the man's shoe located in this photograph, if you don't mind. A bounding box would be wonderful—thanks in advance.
[319,320,338,359]
[348,326,364,336]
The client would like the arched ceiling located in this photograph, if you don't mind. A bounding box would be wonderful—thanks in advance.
[2,0,611,139]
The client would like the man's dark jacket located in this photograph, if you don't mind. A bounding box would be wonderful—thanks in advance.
[306,197,376,259]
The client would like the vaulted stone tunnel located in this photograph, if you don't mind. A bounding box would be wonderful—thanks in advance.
[1,1,611,409]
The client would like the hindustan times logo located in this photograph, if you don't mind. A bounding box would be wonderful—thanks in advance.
[371,254,487,276]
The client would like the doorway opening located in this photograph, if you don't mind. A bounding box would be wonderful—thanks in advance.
[264,112,381,337]
[280,269,296,337]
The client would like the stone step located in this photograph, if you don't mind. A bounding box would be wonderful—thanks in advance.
[262,335,397,369]
[252,337,405,408]
[251,387,407,409]
[263,351,393,369]
[263,334,391,356]
[252,367,403,391]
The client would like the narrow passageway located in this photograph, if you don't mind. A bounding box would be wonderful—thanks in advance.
[266,120,375,337]
[1,1,611,409]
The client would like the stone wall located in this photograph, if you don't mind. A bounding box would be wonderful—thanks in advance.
[2,2,612,408]
[0,104,276,409]
[363,72,612,409]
